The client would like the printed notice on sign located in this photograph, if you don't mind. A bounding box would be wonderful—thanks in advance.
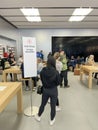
[22,37,37,77]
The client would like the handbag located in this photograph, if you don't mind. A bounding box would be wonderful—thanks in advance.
[37,85,43,95]
[4,61,11,69]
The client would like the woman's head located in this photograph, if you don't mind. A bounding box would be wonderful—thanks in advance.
[47,56,56,68]
[53,52,60,59]
[60,51,64,55]
[89,54,94,59]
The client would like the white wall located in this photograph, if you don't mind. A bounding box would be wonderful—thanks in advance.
[0,18,18,40]
[0,18,20,58]
[19,29,98,60]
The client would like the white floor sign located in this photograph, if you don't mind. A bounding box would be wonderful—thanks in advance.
[22,37,37,78]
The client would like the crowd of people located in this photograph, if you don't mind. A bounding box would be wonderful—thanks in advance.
[1,50,17,81]
[0,49,98,126]
[35,51,98,126]
[35,50,71,125]
[67,55,85,71]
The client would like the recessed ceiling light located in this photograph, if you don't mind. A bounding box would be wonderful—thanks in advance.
[20,8,40,15]
[20,8,41,22]
[69,16,85,21]
[26,16,41,22]
[72,8,93,16]
[69,8,93,21]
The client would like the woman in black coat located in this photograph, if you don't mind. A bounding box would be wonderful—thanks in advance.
[35,56,60,125]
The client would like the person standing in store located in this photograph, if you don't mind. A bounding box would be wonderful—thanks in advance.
[35,56,60,125]
[20,61,30,91]
[53,52,63,111]
[59,50,70,88]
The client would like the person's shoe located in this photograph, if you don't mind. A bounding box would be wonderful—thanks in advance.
[64,85,70,88]
[50,118,55,126]
[32,87,36,91]
[25,87,30,91]
[56,106,61,112]
[35,114,41,122]
[48,98,50,103]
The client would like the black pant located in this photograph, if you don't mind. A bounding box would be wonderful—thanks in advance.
[56,97,59,106]
[32,77,38,87]
[25,80,29,87]
[22,76,29,87]
[60,70,68,86]
[94,73,98,79]
[10,73,12,80]
[38,87,58,120]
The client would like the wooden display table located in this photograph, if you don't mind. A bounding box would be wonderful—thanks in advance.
[2,66,21,82]
[74,68,80,75]
[0,82,23,113]
[80,65,98,89]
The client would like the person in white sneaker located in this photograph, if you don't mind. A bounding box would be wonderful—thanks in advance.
[20,62,30,91]
[35,56,60,125]
[50,118,55,125]
[35,114,41,122]
[54,52,62,111]
[56,99,61,112]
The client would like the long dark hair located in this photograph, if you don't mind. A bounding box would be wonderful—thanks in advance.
[47,56,56,69]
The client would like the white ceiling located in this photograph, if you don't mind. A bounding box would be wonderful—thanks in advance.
[0,0,98,29]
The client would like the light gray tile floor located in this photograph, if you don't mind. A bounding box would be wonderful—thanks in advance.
[0,72,98,130]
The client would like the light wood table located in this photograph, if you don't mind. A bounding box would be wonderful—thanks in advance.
[2,66,21,82]
[80,65,98,88]
[0,82,23,113]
